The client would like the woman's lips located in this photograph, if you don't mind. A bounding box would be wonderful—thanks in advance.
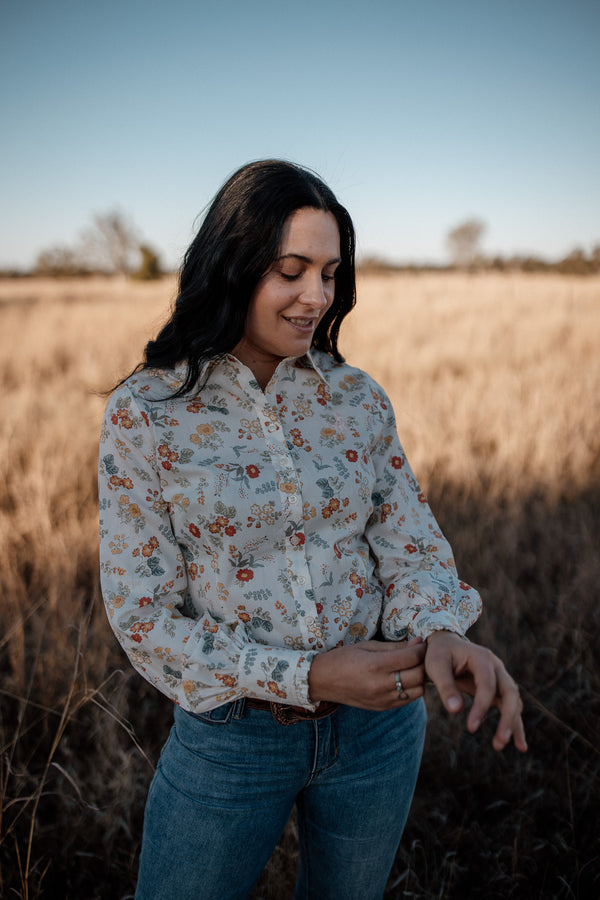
[283,316,316,331]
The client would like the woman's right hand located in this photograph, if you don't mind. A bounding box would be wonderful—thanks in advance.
[307,638,426,710]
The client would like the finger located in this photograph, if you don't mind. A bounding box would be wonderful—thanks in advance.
[489,671,524,750]
[512,716,528,753]
[425,651,464,715]
[464,654,501,733]
[359,643,427,676]
[390,669,425,706]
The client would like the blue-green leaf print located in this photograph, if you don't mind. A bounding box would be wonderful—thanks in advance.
[102,454,119,476]
[202,633,215,654]
[164,664,182,679]
[271,660,290,682]
[316,478,334,499]
[251,616,273,632]
[147,557,166,576]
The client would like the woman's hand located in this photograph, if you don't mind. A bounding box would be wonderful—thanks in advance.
[425,630,527,753]
[308,638,426,710]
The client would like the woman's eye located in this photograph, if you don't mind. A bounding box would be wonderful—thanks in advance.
[280,272,301,281]
[322,273,335,282]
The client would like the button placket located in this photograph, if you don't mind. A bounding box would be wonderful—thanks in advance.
[259,392,320,649]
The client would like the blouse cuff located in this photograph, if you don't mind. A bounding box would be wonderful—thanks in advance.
[237,643,318,710]
[409,609,467,641]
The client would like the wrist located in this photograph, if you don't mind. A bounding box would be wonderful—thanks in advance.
[307,652,328,703]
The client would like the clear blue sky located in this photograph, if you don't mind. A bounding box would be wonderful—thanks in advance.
[1,0,598,269]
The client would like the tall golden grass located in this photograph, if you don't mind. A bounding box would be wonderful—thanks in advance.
[1,273,599,898]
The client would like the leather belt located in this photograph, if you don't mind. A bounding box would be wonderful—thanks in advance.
[245,698,339,726]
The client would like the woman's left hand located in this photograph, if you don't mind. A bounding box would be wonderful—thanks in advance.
[424,630,528,753]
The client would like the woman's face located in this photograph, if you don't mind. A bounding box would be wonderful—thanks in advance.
[233,207,341,388]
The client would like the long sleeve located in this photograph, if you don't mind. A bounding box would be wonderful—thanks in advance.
[363,383,482,640]
[99,384,316,712]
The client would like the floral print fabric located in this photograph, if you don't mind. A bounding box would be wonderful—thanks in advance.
[99,351,482,712]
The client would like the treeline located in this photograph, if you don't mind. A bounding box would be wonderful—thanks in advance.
[2,210,599,279]
[358,245,600,276]
[2,210,165,280]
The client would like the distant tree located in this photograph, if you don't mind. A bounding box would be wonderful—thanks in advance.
[34,245,90,278]
[556,248,594,275]
[132,244,163,280]
[446,218,487,268]
[80,210,140,275]
[590,244,600,272]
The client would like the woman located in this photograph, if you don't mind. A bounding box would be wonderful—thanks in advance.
[99,160,526,900]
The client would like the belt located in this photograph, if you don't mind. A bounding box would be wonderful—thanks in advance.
[245,698,339,726]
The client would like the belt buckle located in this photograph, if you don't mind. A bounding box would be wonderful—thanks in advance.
[269,702,338,726]
[270,703,305,726]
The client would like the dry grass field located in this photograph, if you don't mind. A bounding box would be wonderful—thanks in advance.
[1,272,599,898]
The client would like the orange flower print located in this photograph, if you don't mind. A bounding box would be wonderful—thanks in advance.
[266,681,287,699]
[140,536,159,557]
[237,607,251,623]
[289,532,305,547]
[111,409,134,429]
[418,492,427,503]
[216,673,236,688]
[141,411,150,427]
[246,465,260,478]
[391,456,404,469]
[316,383,332,406]
[131,621,154,642]
[405,544,418,554]
[236,568,254,582]
[138,597,153,607]
[189,523,201,538]
[279,482,297,494]
[224,525,236,536]
[346,449,358,462]
[158,444,179,471]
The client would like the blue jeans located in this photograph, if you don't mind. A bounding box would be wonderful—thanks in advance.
[135,698,427,900]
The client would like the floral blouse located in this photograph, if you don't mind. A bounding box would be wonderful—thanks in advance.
[98,351,481,713]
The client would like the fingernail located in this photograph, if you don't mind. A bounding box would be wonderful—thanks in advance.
[447,696,461,712]
[471,717,481,730]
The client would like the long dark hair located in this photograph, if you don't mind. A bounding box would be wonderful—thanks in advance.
[134,160,356,397]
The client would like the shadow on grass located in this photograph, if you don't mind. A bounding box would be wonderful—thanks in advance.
[1,481,599,899]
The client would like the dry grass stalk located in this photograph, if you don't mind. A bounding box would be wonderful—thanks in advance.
[0,274,599,898]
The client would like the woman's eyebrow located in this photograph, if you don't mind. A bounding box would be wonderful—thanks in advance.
[276,253,342,266]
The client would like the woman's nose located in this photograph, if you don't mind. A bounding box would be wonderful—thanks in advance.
[300,274,329,308]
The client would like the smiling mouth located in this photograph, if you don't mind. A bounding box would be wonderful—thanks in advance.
[283,316,316,329]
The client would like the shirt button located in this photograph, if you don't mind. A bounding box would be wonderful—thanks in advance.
[289,495,298,504]
[297,576,306,585]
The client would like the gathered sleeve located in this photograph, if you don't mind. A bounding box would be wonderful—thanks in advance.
[363,383,482,641]
[98,385,317,713]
